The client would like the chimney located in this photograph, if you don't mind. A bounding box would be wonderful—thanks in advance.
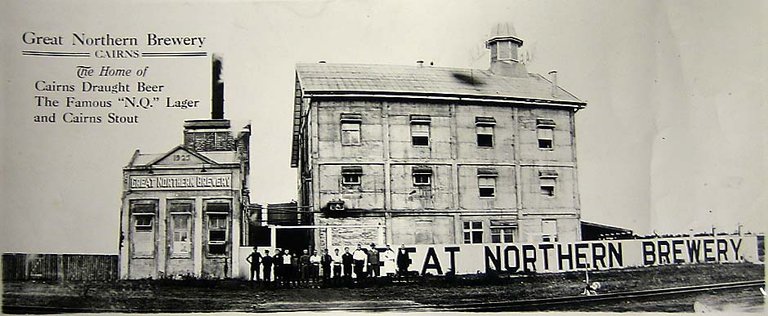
[486,23,527,77]
[548,70,558,97]
[211,55,224,120]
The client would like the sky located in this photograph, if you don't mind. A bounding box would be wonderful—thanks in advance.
[1,0,765,254]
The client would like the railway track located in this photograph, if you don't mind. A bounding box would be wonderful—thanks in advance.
[3,279,763,313]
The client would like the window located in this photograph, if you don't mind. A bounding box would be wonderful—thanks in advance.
[463,221,483,244]
[478,177,496,198]
[476,117,495,147]
[542,219,558,242]
[205,201,230,256]
[539,170,558,197]
[134,215,154,231]
[491,227,515,243]
[168,201,193,256]
[537,118,555,150]
[341,166,363,186]
[410,115,431,146]
[412,167,432,186]
[340,113,362,145]
[130,200,157,257]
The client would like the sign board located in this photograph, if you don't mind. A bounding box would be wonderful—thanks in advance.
[363,236,760,276]
[129,174,232,190]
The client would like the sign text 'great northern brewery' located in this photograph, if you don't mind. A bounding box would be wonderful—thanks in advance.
[129,174,232,190]
[385,236,759,275]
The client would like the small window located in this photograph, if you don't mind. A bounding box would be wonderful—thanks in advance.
[478,176,496,198]
[476,117,495,147]
[413,168,432,186]
[341,166,363,186]
[539,170,557,197]
[130,200,157,257]
[463,221,483,244]
[208,214,228,255]
[542,220,558,242]
[411,123,430,146]
[410,115,431,146]
[205,201,230,256]
[341,121,361,145]
[537,118,555,150]
[491,227,515,243]
[134,215,154,231]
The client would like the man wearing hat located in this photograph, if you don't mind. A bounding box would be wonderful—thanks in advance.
[367,243,381,278]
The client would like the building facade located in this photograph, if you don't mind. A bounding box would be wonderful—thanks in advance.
[119,59,252,279]
[291,24,587,250]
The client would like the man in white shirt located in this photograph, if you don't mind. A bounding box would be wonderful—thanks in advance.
[309,249,321,282]
[352,244,367,279]
[331,248,343,279]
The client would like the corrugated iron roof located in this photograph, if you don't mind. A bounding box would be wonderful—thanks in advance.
[295,63,583,104]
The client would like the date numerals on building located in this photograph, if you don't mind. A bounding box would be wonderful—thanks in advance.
[173,154,191,162]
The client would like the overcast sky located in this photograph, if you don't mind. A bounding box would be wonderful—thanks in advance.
[1,0,765,254]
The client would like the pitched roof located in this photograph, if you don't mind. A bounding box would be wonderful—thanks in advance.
[295,63,584,105]
[127,146,240,168]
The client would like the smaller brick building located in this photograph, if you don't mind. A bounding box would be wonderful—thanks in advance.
[119,57,252,279]
[119,119,250,279]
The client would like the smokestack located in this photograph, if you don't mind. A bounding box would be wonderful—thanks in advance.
[548,70,558,97]
[212,55,224,120]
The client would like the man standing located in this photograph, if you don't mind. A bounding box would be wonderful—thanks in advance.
[282,249,293,285]
[245,246,262,281]
[342,247,353,279]
[367,243,381,278]
[352,244,367,279]
[273,249,283,281]
[331,248,343,279]
[262,249,273,282]
[382,245,397,277]
[299,249,311,284]
[321,249,333,281]
[309,249,321,283]
[396,244,411,277]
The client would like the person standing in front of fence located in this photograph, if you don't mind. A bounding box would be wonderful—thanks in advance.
[342,247,353,279]
[310,249,321,283]
[397,244,411,277]
[281,249,293,285]
[299,249,311,284]
[261,249,273,282]
[367,243,381,278]
[246,246,262,281]
[273,249,283,282]
[382,244,397,277]
[321,249,333,281]
[352,244,367,279]
[332,248,343,279]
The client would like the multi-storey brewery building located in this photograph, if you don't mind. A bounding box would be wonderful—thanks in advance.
[291,24,587,250]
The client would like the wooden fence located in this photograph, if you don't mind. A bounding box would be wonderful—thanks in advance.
[2,253,118,281]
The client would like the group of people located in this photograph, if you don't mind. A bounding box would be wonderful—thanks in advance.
[246,243,414,283]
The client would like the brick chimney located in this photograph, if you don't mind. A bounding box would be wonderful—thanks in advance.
[486,23,527,77]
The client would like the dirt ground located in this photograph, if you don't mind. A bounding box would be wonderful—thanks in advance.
[2,262,764,313]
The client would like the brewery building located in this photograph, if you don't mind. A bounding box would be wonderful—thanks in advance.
[119,59,252,279]
[291,24,587,251]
